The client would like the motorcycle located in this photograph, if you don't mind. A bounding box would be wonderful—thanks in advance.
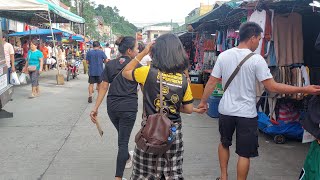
[66,57,81,81]
[14,54,26,73]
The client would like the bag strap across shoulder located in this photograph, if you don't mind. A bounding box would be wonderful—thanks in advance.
[159,72,164,115]
[224,53,255,91]
[142,71,165,119]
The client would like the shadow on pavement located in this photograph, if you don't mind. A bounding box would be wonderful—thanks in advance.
[0,109,13,119]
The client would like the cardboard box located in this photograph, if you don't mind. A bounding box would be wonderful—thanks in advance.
[56,74,65,85]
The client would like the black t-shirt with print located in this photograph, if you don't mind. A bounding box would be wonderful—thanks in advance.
[101,56,141,112]
[133,66,193,122]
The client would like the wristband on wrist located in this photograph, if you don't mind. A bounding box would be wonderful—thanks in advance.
[134,57,140,62]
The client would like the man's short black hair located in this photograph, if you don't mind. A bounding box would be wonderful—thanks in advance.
[105,42,109,47]
[93,41,100,48]
[239,22,263,42]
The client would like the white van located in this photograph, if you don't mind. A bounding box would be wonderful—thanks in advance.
[0,25,13,109]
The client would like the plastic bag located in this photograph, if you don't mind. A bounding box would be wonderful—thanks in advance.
[10,72,20,85]
[47,58,51,65]
[50,58,56,65]
[299,141,320,180]
[19,73,27,85]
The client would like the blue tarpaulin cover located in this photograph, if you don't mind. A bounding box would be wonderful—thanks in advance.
[9,29,70,37]
[258,112,303,139]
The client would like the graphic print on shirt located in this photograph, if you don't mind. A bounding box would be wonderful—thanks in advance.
[119,57,126,64]
[134,66,194,122]
[153,71,185,115]
[162,85,169,95]
[157,72,183,88]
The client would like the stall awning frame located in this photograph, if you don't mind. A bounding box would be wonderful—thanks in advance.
[36,0,85,23]
[0,0,85,24]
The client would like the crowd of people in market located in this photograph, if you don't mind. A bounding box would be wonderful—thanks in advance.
[3,21,320,180]
[83,22,320,180]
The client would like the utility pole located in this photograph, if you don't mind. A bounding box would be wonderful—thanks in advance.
[76,0,80,15]
[80,1,84,34]
[76,0,81,34]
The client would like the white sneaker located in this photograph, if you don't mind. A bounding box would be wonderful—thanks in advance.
[125,150,134,169]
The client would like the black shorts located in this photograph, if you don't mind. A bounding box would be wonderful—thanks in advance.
[88,76,102,84]
[219,114,259,158]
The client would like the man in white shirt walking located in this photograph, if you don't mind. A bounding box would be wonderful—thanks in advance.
[104,43,111,62]
[198,22,320,180]
[3,35,15,84]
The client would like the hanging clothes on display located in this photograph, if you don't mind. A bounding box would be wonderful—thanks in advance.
[249,10,266,55]
[262,10,273,57]
[264,10,278,67]
[301,65,311,87]
[274,13,304,66]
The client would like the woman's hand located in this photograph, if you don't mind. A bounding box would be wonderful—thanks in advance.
[317,139,320,144]
[187,77,191,84]
[193,107,207,114]
[22,66,28,73]
[142,42,155,56]
[90,110,98,124]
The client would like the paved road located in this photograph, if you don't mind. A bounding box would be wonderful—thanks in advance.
[0,70,309,180]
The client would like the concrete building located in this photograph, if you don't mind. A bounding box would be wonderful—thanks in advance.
[173,1,224,33]
[185,3,214,25]
[140,22,179,43]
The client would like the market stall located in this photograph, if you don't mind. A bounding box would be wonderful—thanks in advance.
[185,0,320,143]
[0,0,85,85]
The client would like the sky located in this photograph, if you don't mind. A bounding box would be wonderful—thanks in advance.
[93,0,227,27]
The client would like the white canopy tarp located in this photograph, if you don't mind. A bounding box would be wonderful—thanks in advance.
[0,0,85,24]
[0,0,48,11]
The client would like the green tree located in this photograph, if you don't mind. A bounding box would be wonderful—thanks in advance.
[60,0,137,39]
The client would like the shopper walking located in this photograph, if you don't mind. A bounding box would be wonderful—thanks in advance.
[104,42,111,61]
[3,35,15,84]
[122,33,204,179]
[40,43,48,71]
[24,40,43,98]
[86,41,107,103]
[58,46,66,67]
[90,36,141,180]
[22,40,29,59]
[137,41,152,66]
[197,22,320,180]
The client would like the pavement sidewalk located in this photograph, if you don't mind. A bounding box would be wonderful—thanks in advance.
[0,69,310,180]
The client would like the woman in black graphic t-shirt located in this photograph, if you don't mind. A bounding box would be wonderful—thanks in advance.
[90,36,140,180]
[122,33,204,179]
